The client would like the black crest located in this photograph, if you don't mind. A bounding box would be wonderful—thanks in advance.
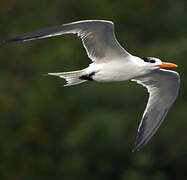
[142,57,156,63]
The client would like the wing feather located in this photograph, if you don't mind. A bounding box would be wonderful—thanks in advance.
[3,20,131,62]
[132,69,180,152]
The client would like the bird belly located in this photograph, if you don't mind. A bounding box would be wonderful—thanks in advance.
[91,61,144,82]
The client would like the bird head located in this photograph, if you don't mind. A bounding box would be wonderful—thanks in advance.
[142,57,178,69]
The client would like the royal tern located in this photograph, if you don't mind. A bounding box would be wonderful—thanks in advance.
[3,20,180,151]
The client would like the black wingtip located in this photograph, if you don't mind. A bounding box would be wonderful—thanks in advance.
[131,135,142,152]
[132,145,140,152]
[132,139,146,152]
[2,38,19,44]
[3,37,25,44]
[2,34,36,44]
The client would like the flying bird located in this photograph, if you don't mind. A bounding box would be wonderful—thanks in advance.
[3,20,180,151]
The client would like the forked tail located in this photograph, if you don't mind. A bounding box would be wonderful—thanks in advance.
[48,69,87,86]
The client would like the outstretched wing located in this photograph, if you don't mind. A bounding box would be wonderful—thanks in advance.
[3,20,131,62]
[132,69,180,152]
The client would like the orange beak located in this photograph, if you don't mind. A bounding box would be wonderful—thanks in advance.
[157,62,178,68]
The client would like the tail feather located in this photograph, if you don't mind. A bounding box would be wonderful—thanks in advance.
[48,70,87,86]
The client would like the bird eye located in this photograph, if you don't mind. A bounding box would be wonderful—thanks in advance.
[150,60,155,63]
[142,57,149,62]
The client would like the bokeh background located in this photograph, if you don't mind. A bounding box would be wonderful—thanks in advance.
[1,0,187,179]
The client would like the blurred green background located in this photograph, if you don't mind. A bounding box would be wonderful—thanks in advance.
[1,0,187,179]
